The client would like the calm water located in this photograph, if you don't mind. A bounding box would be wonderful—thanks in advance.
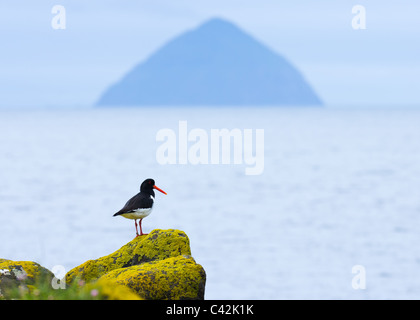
[1,106,420,299]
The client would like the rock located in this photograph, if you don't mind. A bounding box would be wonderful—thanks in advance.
[0,259,54,298]
[65,229,206,300]
[99,255,206,300]
[66,229,192,283]
[82,279,142,300]
[0,229,205,300]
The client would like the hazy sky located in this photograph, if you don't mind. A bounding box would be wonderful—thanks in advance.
[1,0,419,107]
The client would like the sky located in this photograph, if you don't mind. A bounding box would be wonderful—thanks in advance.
[0,0,419,107]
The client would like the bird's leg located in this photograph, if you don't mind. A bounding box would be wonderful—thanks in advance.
[139,219,143,235]
[134,219,139,237]
[139,219,148,236]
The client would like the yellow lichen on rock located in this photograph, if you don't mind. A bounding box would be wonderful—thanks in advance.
[65,229,206,300]
[0,259,54,298]
[132,229,192,264]
[1,229,205,300]
[65,229,192,284]
[0,260,53,283]
[83,279,142,300]
[99,255,206,300]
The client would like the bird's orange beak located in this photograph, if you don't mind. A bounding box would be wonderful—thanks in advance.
[153,185,167,195]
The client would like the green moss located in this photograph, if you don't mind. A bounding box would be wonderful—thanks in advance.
[99,256,206,300]
[66,229,191,284]
[2,277,142,300]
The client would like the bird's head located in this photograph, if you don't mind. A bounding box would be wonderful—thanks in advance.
[140,178,167,196]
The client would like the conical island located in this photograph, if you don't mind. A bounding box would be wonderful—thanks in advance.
[96,18,322,106]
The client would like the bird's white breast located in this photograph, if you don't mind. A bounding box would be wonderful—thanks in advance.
[121,207,153,220]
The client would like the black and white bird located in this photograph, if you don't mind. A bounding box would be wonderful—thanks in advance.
[113,178,167,237]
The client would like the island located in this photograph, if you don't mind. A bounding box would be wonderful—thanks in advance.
[96,17,322,106]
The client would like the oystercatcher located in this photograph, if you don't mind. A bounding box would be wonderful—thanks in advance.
[113,178,167,237]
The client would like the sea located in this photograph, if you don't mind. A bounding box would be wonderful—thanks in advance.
[1,106,420,299]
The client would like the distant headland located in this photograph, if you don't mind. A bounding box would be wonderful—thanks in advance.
[96,18,322,106]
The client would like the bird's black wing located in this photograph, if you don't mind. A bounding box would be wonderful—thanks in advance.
[113,193,153,216]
